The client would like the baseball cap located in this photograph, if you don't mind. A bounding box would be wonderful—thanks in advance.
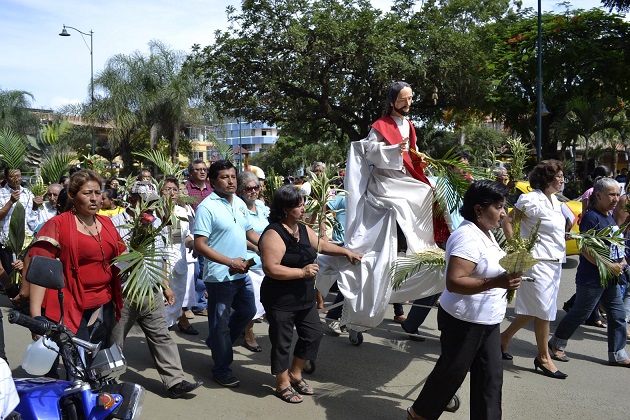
[130,181,160,202]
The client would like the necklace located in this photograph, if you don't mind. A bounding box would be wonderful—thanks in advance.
[75,214,109,272]
[282,223,299,240]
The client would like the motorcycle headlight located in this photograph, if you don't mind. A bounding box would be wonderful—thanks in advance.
[88,344,127,381]
[104,382,145,420]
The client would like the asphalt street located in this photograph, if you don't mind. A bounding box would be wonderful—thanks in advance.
[3,255,628,419]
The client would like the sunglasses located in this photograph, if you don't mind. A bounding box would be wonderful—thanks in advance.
[244,185,260,192]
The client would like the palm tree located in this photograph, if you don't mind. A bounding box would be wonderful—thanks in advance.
[0,89,38,135]
[90,41,196,171]
[557,96,626,180]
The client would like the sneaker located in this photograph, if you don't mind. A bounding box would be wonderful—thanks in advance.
[326,319,342,335]
[168,380,203,398]
[214,375,240,388]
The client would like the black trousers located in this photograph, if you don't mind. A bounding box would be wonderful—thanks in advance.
[412,307,503,420]
[264,303,323,375]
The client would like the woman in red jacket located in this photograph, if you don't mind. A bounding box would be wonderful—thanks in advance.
[28,169,126,344]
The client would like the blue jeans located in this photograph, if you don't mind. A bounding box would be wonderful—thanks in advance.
[192,257,207,311]
[205,277,256,379]
[550,283,628,362]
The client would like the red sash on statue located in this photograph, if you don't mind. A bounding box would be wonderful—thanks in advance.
[371,116,450,243]
[371,116,430,186]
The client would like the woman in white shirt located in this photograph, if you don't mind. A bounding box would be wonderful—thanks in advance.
[407,180,521,420]
[500,160,568,379]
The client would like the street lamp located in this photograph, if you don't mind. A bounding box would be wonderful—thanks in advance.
[59,24,95,156]
[536,0,550,163]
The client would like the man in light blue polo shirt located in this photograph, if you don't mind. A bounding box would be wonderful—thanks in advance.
[194,160,260,388]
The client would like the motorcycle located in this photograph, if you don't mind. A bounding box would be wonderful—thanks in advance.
[8,256,145,420]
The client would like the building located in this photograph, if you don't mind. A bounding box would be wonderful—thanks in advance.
[188,121,279,168]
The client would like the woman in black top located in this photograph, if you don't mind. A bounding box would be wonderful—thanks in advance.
[260,185,361,403]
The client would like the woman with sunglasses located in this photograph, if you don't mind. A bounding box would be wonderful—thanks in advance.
[236,171,269,352]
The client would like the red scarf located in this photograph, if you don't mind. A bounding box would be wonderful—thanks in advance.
[371,115,450,243]
[371,115,430,186]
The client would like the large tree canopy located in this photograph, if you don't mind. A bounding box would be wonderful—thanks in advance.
[190,0,516,145]
[91,40,197,169]
[487,8,630,158]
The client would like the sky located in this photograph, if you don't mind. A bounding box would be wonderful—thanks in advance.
[0,0,611,111]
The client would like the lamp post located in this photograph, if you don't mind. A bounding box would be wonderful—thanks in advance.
[59,24,95,156]
[238,118,243,171]
[536,0,549,163]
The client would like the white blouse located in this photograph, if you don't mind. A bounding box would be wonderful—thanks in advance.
[439,221,508,325]
[515,190,566,262]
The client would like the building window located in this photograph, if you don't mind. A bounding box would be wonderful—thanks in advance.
[193,151,204,160]
[261,130,268,136]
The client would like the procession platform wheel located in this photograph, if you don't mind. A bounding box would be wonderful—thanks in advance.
[445,393,460,412]
[349,330,363,346]
[303,360,315,374]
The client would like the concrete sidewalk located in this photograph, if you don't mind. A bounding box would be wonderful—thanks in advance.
[3,255,628,419]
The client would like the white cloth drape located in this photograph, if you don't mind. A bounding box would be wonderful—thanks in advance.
[317,139,444,331]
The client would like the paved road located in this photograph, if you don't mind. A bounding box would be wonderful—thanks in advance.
[3,255,629,419]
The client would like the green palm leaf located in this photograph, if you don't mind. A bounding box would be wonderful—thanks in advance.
[413,148,488,216]
[0,128,27,169]
[571,225,628,288]
[391,248,446,290]
[115,246,170,309]
[39,147,76,185]
[7,201,25,256]
[134,149,183,178]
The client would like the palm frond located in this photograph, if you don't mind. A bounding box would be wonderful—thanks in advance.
[410,148,487,216]
[134,149,183,178]
[29,176,47,197]
[505,137,532,183]
[39,147,76,185]
[571,225,627,288]
[112,195,177,309]
[7,202,25,254]
[264,169,284,203]
[115,246,170,309]
[390,248,446,290]
[0,128,27,169]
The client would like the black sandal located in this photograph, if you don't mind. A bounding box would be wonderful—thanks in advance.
[290,377,314,395]
[274,385,303,403]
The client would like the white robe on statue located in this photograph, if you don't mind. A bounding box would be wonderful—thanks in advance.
[317,128,445,331]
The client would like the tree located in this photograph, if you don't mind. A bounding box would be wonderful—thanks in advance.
[0,89,38,135]
[90,41,196,170]
[191,0,427,143]
[487,8,630,158]
[557,95,626,179]
[602,0,630,13]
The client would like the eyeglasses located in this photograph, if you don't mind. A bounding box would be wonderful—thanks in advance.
[244,185,260,192]
[193,168,207,172]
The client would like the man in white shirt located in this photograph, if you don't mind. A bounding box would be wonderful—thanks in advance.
[0,168,39,280]
[35,183,62,230]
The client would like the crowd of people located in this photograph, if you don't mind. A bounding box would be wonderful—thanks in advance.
[1,81,630,419]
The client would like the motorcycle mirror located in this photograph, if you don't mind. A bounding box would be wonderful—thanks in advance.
[25,256,65,290]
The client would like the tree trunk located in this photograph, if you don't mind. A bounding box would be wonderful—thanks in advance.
[150,123,160,150]
[170,123,180,165]
[582,136,590,181]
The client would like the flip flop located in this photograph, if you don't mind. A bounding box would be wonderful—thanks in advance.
[274,386,303,403]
